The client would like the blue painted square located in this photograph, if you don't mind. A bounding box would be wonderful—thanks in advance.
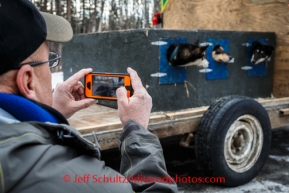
[247,38,268,77]
[159,38,187,84]
[206,38,229,80]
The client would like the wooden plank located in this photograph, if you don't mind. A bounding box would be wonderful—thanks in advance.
[259,97,289,107]
[279,108,289,116]
[261,98,289,129]
[67,105,121,136]
[68,104,208,135]
[83,115,203,151]
[70,97,289,150]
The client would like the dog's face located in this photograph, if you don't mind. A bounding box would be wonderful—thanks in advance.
[167,41,209,68]
[251,41,274,65]
[179,44,209,68]
[212,45,233,63]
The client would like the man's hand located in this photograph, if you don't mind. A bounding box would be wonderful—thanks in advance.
[116,67,152,129]
[52,68,97,119]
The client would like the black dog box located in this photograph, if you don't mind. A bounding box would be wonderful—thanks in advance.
[62,29,275,112]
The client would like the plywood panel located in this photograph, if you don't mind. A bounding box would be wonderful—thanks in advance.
[163,0,289,45]
[163,0,289,97]
[272,45,289,97]
[273,45,289,70]
[273,70,289,97]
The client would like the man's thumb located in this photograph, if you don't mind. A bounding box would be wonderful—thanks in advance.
[116,87,127,102]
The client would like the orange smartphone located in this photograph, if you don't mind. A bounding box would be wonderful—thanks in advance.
[84,73,133,100]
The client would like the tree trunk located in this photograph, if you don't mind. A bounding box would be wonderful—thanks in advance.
[39,0,48,12]
[91,0,98,32]
[50,0,53,14]
[125,0,129,29]
[153,0,160,13]
[97,0,105,32]
[119,0,123,30]
[67,0,71,23]
[109,0,117,31]
[55,0,61,15]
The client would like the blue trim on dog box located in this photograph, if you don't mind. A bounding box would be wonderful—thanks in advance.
[159,38,187,84]
[206,38,229,80]
[247,38,268,77]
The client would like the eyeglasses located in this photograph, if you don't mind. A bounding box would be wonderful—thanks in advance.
[15,51,61,69]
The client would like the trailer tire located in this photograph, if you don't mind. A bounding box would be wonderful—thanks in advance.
[195,96,271,187]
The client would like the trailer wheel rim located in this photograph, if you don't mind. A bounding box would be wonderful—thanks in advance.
[224,115,263,173]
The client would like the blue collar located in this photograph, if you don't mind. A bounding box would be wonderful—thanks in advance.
[0,92,66,124]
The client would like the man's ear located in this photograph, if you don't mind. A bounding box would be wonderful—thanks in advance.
[16,65,38,101]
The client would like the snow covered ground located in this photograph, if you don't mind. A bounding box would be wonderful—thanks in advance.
[51,71,63,89]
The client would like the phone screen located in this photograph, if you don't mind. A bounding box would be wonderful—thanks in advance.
[92,76,124,97]
[85,73,132,100]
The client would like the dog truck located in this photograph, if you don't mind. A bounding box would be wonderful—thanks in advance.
[64,29,285,187]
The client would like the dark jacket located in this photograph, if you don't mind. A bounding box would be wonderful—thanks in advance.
[0,95,178,193]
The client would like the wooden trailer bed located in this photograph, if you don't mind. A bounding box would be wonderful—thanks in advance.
[68,97,289,150]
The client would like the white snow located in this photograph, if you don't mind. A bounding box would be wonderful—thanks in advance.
[269,155,289,162]
[51,71,63,89]
[208,179,289,193]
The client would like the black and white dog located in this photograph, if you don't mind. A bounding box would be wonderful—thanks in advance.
[251,41,274,65]
[212,45,233,63]
[166,40,209,68]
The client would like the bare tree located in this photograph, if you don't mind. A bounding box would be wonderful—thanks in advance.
[90,0,98,32]
[55,0,61,15]
[30,0,160,72]
[33,0,159,34]
[98,0,105,32]
[67,0,71,23]
[124,0,129,29]
[118,0,123,30]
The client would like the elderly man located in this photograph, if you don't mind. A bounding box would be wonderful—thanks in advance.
[0,0,177,192]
